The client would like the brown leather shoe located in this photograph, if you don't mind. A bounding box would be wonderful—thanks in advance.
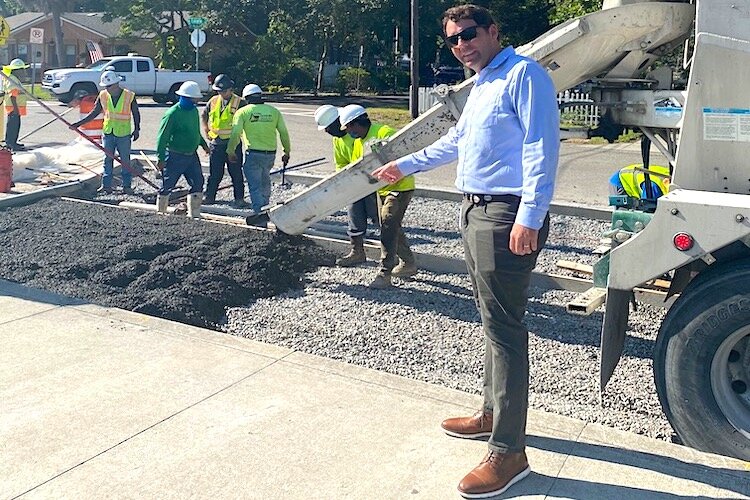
[458,450,530,498]
[441,409,493,439]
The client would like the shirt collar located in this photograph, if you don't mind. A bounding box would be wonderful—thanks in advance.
[477,46,515,82]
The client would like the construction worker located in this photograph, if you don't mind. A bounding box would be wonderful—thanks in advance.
[200,74,247,207]
[3,58,29,151]
[227,84,291,221]
[339,104,417,289]
[609,163,671,199]
[314,104,379,266]
[155,81,209,217]
[70,70,141,194]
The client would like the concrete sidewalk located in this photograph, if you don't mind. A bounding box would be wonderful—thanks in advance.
[2,279,748,499]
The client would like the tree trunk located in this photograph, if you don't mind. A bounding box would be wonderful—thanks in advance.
[315,36,328,94]
[51,6,65,68]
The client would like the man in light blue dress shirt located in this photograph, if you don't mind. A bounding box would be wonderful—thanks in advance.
[373,4,559,498]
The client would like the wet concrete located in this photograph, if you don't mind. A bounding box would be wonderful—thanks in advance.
[0,198,334,328]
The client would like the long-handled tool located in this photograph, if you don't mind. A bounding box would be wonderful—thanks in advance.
[0,73,160,191]
[19,107,75,141]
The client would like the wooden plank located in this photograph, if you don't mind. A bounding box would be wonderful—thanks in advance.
[556,259,594,274]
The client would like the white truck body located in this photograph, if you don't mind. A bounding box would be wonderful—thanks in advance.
[41,55,211,103]
[267,1,750,461]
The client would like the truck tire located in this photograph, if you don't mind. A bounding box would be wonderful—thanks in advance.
[69,83,98,100]
[166,84,182,104]
[152,94,168,104]
[654,259,750,461]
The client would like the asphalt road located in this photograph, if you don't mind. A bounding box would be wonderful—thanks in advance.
[18,98,668,208]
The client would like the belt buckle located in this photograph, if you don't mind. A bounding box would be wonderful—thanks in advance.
[471,194,481,204]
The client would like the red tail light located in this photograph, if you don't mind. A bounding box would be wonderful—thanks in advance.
[673,232,694,251]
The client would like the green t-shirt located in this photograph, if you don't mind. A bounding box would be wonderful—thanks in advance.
[226,103,291,155]
[156,104,207,161]
[352,123,415,194]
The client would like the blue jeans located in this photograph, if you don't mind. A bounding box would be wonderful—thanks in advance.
[243,150,275,213]
[347,193,380,237]
[159,151,204,195]
[103,133,132,189]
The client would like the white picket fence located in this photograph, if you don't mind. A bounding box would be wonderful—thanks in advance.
[417,87,600,126]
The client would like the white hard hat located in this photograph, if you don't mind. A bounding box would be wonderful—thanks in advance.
[338,104,367,129]
[5,58,29,70]
[175,81,202,98]
[314,105,339,130]
[99,70,121,87]
[242,83,262,97]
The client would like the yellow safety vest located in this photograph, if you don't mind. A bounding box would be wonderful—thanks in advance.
[618,164,671,199]
[208,94,242,139]
[99,89,135,137]
[3,73,26,115]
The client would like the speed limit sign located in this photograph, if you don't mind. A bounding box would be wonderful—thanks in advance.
[29,27,44,44]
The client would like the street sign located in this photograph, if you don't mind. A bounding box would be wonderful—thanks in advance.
[0,17,10,47]
[29,27,44,44]
[190,29,206,48]
[188,17,206,29]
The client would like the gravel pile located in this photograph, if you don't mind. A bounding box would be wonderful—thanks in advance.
[25,172,672,441]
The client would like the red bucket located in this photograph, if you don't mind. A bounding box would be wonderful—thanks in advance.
[0,148,12,193]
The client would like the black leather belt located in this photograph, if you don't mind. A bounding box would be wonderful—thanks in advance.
[247,149,276,155]
[464,193,520,204]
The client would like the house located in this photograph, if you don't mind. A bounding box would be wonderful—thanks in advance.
[1,12,156,75]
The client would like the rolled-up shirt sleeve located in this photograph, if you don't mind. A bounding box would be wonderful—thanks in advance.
[396,124,459,176]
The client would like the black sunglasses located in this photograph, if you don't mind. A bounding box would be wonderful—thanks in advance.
[444,25,485,47]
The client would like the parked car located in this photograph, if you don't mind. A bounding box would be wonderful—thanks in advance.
[42,54,212,104]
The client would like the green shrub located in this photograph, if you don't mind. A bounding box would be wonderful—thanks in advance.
[337,67,371,93]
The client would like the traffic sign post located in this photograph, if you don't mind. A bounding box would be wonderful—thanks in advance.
[29,28,44,94]
[190,29,206,69]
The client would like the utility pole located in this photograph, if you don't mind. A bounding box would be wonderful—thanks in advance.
[409,0,419,118]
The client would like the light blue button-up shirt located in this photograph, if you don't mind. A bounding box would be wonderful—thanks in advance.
[397,46,559,229]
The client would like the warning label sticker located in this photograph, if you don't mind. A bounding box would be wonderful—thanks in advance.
[703,108,750,141]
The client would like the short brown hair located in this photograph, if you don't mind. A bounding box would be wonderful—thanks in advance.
[442,4,496,35]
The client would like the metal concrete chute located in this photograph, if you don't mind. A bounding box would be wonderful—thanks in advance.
[518,1,695,92]
[269,78,474,235]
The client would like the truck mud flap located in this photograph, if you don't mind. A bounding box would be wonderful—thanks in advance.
[600,288,631,391]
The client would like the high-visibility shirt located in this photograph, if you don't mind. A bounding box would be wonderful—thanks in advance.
[3,73,26,116]
[99,88,135,137]
[226,103,291,155]
[616,163,670,199]
[207,93,242,140]
[333,135,355,171]
[352,123,415,194]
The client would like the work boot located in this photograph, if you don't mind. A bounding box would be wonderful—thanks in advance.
[441,410,493,439]
[392,261,418,278]
[156,194,169,214]
[457,450,530,498]
[122,187,134,195]
[336,235,366,267]
[187,192,202,218]
[230,199,250,209]
[96,185,113,194]
[368,271,392,289]
[203,194,216,204]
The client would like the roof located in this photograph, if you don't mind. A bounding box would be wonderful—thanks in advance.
[4,12,175,39]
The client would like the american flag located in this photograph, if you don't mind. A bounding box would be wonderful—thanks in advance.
[85,40,104,63]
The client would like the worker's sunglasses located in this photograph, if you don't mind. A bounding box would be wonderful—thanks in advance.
[443,25,485,47]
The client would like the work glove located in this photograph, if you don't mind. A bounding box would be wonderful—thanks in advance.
[131,129,140,142]
[156,160,165,172]
[281,153,290,166]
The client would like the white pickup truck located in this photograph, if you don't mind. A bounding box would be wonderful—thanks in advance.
[42,54,212,104]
